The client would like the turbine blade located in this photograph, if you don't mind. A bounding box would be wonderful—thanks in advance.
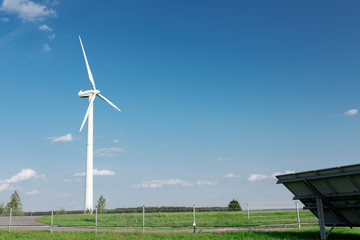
[98,93,121,112]
[79,35,96,90]
[79,94,97,132]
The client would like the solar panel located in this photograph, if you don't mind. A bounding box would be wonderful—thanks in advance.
[276,163,360,239]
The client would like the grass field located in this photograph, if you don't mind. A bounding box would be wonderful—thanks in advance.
[0,228,360,240]
[36,210,318,229]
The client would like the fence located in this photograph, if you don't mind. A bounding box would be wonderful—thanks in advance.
[0,202,319,233]
[245,202,318,230]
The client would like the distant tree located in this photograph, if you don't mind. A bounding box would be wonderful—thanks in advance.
[228,199,242,211]
[96,195,107,214]
[6,190,23,215]
[56,208,67,215]
[0,202,4,215]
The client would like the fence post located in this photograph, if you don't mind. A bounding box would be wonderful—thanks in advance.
[8,208,12,233]
[247,204,250,230]
[142,205,145,233]
[95,207,98,234]
[50,209,53,233]
[296,201,301,230]
[193,205,196,233]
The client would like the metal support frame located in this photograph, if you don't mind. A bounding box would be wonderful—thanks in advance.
[277,169,360,184]
[317,198,326,240]
[316,198,339,240]
[304,204,360,210]
[277,164,360,240]
[303,179,352,228]
[326,220,338,239]
[294,191,360,200]
[303,179,353,240]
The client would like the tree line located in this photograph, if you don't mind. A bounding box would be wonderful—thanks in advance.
[25,198,242,215]
[0,191,242,216]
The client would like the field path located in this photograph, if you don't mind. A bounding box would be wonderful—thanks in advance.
[0,216,94,231]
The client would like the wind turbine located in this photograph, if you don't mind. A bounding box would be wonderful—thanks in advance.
[78,36,121,212]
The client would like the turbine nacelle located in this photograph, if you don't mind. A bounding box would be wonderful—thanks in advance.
[78,89,100,98]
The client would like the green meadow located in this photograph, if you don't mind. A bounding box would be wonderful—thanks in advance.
[36,210,318,228]
[0,228,360,240]
[9,210,353,239]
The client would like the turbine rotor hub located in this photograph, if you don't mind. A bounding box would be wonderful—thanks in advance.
[78,89,100,98]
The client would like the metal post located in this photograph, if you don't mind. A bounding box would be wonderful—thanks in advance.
[51,209,54,233]
[247,204,250,230]
[142,205,145,233]
[95,207,98,234]
[8,208,12,233]
[296,201,301,230]
[316,198,326,240]
[193,205,196,233]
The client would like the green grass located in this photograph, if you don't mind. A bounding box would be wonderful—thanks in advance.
[37,210,318,229]
[0,228,360,240]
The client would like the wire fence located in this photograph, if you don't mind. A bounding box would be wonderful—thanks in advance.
[0,202,319,233]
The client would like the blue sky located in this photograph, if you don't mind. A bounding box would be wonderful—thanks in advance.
[1,0,360,211]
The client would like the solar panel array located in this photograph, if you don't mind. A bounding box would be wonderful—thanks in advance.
[276,164,360,227]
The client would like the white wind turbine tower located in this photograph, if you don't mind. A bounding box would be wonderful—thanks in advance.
[78,36,121,212]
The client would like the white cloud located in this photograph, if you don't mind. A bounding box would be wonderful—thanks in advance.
[38,24,52,31]
[49,133,72,142]
[344,108,358,116]
[247,170,294,182]
[63,178,81,183]
[132,179,192,189]
[132,178,216,189]
[95,147,124,157]
[74,169,115,177]
[48,33,55,40]
[43,43,51,52]
[1,168,37,183]
[225,173,240,178]
[1,17,9,22]
[52,0,60,6]
[0,169,42,191]
[0,183,10,191]
[1,0,56,22]
[113,139,118,143]
[93,169,115,176]
[25,190,39,195]
[271,170,294,178]
[196,180,216,186]
[247,174,269,182]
